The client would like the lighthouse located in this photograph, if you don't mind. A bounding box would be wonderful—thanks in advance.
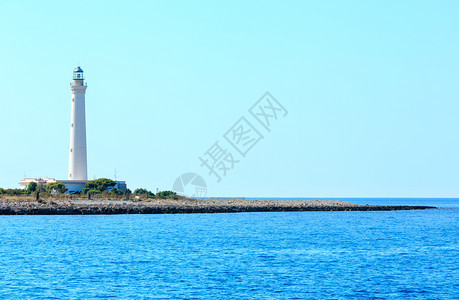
[68,67,88,180]
[18,66,127,193]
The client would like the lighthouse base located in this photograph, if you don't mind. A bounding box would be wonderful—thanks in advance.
[19,178,127,194]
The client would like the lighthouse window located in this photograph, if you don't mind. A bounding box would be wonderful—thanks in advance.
[72,98,74,102]
[71,124,74,127]
[70,149,73,152]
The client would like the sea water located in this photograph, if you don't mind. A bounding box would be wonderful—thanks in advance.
[0,199,457,299]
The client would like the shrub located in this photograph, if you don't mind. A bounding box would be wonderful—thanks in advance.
[111,188,124,195]
[134,188,155,197]
[46,181,68,194]
[5,189,25,195]
[85,178,116,192]
[156,190,176,199]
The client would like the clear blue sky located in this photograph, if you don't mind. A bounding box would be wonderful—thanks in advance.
[0,0,458,197]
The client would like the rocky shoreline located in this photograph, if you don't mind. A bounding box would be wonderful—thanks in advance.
[0,199,436,215]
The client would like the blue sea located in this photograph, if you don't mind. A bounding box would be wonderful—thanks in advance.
[0,198,457,299]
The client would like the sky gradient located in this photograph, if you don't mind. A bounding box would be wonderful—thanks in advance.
[0,0,458,197]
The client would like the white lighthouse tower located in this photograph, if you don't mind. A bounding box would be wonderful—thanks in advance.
[18,66,127,194]
[68,67,88,180]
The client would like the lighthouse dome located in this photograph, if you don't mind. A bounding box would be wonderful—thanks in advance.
[73,67,84,80]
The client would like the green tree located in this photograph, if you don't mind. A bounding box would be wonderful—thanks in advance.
[86,189,98,200]
[0,188,5,194]
[36,183,47,193]
[85,178,116,192]
[27,182,37,194]
[46,181,68,194]
[111,188,123,195]
[134,188,154,197]
[156,190,177,199]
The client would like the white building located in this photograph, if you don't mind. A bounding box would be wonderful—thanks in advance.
[19,178,57,189]
[18,67,127,194]
[19,178,127,194]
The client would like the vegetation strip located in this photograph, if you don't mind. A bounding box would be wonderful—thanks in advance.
[0,199,436,215]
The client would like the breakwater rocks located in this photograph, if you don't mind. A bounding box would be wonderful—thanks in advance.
[0,199,436,215]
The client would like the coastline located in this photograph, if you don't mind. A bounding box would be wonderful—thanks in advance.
[0,199,436,215]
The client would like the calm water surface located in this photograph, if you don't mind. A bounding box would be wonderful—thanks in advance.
[0,199,457,299]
